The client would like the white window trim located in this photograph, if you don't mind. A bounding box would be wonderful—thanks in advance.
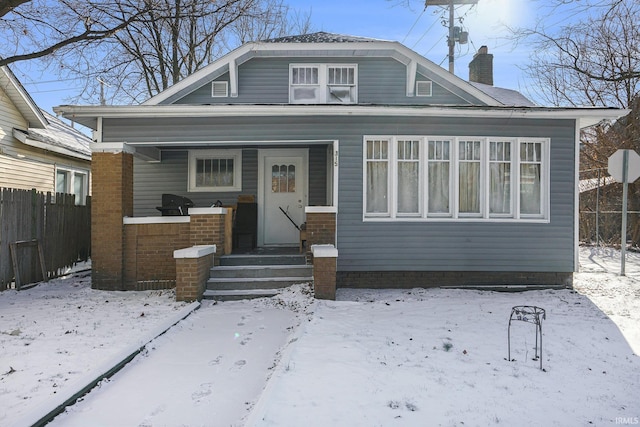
[362,136,550,222]
[188,149,242,192]
[289,63,358,104]
[211,81,228,98]
[55,166,90,205]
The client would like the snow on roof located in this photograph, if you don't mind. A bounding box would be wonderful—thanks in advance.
[469,82,536,107]
[579,175,615,193]
[19,110,92,159]
[263,31,388,43]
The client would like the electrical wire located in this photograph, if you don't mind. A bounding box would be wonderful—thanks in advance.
[402,7,427,44]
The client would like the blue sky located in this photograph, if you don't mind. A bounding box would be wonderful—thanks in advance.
[14,0,556,112]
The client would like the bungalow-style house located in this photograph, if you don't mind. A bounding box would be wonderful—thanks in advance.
[1,66,91,203]
[55,32,624,301]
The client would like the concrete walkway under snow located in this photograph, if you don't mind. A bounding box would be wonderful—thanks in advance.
[47,302,297,427]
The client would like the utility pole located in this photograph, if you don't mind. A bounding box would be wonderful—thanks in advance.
[425,0,478,74]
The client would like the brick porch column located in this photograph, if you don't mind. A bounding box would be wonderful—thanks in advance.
[189,208,228,255]
[305,207,337,264]
[91,147,134,290]
[311,244,338,300]
[174,245,216,302]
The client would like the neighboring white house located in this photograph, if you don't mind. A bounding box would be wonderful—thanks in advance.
[0,65,91,204]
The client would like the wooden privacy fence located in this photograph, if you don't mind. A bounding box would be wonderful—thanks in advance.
[0,188,91,290]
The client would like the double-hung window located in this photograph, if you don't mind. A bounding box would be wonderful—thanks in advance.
[55,167,89,205]
[365,139,389,215]
[290,64,357,104]
[188,149,242,192]
[363,136,549,221]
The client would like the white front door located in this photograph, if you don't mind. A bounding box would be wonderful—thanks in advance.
[259,149,308,246]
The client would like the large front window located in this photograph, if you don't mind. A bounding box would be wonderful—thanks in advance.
[290,64,357,104]
[363,136,549,221]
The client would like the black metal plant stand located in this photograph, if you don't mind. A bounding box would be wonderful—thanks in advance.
[508,306,546,370]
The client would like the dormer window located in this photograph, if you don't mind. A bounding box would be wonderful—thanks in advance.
[290,64,357,104]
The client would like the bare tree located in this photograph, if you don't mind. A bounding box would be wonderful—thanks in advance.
[518,1,640,245]
[0,0,155,67]
[53,0,311,103]
[519,0,640,109]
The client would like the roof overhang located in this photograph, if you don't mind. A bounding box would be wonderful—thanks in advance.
[54,104,628,131]
[12,129,91,161]
[0,66,48,128]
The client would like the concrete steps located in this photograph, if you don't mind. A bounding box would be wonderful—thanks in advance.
[203,252,312,301]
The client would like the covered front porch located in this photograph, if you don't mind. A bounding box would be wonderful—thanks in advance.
[90,141,339,301]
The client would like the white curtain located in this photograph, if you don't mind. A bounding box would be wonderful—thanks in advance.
[459,163,480,213]
[398,162,419,213]
[520,164,541,214]
[366,162,388,213]
[490,163,511,214]
[366,140,389,214]
[428,162,449,213]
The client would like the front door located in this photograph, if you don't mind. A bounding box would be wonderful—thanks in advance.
[259,149,308,246]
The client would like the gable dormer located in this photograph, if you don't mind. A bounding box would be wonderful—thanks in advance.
[145,32,508,108]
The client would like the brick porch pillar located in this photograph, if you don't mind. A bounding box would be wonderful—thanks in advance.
[188,208,228,256]
[91,148,134,290]
[304,207,337,264]
[311,244,338,300]
[174,245,216,302]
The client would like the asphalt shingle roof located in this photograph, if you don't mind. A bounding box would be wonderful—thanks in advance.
[263,31,387,43]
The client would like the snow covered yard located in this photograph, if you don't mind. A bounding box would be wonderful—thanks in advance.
[0,268,192,426]
[0,246,639,426]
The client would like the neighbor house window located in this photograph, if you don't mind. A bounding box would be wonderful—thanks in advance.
[363,136,549,221]
[188,149,242,192]
[290,64,357,104]
[55,167,89,205]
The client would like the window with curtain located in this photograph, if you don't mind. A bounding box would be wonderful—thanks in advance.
[489,140,512,215]
[188,149,242,192]
[520,141,542,215]
[427,139,450,214]
[363,136,548,221]
[366,139,389,214]
[458,140,481,215]
[397,140,420,214]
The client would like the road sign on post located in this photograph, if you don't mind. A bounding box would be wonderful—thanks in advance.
[607,149,640,275]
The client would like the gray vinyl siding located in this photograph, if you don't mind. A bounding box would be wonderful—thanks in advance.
[133,147,327,216]
[109,114,576,273]
[174,57,475,105]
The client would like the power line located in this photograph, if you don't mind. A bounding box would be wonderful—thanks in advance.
[412,10,444,49]
[402,7,427,44]
[21,77,80,85]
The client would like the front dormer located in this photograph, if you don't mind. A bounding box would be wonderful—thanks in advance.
[289,64,357,104]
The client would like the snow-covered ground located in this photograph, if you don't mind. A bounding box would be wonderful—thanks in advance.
[1,247,639,426]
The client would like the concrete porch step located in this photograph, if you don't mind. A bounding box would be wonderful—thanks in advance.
[206,276,313,291]
[207,249,312,301]
[202,289,280,301]
[211,264,312,279]
[219,254,306,266]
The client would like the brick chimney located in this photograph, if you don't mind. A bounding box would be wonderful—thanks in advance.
[469,45,493,86]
